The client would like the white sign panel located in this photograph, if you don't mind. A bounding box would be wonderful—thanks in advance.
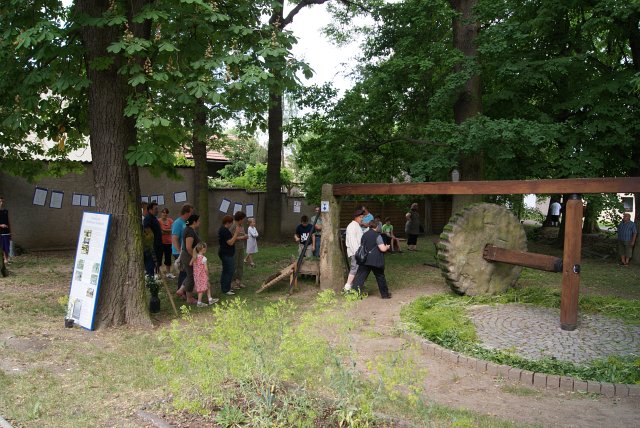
[50,191,64,209]
[174,191,187,203]
[33,187,47,206]
[245,203,254,218]
[219,198,231,214]
[321,201,330,213]
[233,203,243,215]
[293,200,301,213]
[67,212,111,331]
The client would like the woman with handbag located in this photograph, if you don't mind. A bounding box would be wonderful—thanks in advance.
[352,219,391,299]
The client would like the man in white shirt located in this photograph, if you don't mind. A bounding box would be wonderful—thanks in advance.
[344,208,365,291]
[550,200,562,227]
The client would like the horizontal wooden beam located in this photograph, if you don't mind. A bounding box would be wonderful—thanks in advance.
[333,177,640,196]
[483,245,563,273]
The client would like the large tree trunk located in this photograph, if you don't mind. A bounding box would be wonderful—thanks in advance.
[76,0,151,328]
[264,3,286,242]
[450,0,483,214]
[265,86,284,241]
[192,101,209,243]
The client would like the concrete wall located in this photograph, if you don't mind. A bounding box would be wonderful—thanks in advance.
[0,165,313,250]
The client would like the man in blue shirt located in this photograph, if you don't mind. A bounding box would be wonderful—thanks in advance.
[617,213,637,266]
[171,203,193,290]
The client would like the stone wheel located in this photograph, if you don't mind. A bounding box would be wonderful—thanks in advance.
[437,203,527,296]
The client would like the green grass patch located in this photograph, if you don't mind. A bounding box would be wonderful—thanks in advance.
[402,291,640,384]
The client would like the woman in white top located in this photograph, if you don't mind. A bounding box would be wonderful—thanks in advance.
[244,218,259,267]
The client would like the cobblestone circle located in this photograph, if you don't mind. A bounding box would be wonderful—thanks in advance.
[467,304,640,364]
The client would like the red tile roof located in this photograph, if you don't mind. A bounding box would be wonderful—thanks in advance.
[183,149,229,162]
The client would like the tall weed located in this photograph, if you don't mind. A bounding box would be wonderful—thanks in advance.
[157,290,427,426]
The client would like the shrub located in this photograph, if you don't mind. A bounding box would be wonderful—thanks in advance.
[157,291,428,426]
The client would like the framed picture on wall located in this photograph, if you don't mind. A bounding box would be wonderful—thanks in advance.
[72,193,82,206]
[174,191,187,203]
[50,190,64,209]
[219,198,231,214]
[33,187,48,206]
[233,203,243,215]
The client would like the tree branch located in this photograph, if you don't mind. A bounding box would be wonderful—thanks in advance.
[280,0,331,29]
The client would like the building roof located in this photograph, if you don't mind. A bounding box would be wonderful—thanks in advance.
[184,150,229,162]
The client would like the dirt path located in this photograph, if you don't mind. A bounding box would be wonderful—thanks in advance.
[345,285,640,428]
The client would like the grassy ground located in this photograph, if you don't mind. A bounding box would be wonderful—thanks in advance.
[0,233,637,427]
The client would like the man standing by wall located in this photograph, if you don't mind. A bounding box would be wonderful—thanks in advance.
[0,196,11,265]
[617,212,637,267]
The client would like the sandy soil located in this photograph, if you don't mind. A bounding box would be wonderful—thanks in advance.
[345,284,640,428]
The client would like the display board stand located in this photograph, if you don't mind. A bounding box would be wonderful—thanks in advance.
[67,212,111,330]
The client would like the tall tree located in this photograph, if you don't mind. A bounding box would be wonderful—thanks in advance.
[450,0,483,212]
[0,0,278,327]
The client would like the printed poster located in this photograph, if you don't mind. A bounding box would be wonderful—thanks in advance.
[67,212,111,331]
[233,203,243,215]
[50,191,64,209]
[33,187,48,206]
[293,200,301,213]
[174,191,187,203]
[245,204,254,218]
[219,198,231,214]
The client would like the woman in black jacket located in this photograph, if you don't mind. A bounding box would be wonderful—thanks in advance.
[352,219,392,298]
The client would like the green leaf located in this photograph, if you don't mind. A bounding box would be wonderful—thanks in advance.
[107,42,126,54]
[158,42,178,52]
[128,74,147,87]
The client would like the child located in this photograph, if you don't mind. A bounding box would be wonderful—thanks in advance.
[190,242,218,307]
[382,217,402,253]
[244,218,258,267]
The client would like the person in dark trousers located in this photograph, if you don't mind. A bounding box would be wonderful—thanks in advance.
[142,202,162,277]
[219,215,242,295]
[352,219,392,299]
[0,196,12,265]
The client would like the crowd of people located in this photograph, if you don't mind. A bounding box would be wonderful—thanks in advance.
[141,202,261,306]
[137,199,640,304]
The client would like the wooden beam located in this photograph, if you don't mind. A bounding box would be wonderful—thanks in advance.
[560,196,583,331]
[333,177,640,196]
[483,245,562,272]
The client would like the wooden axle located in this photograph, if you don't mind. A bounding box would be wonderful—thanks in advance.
[483,245,563,273]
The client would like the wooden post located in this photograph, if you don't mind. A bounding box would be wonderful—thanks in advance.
[319,184,345,291]
[560,195,583,331]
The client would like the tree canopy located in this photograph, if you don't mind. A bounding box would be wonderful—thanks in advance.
[289,0,640,201]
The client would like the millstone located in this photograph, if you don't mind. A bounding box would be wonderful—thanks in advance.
[437,203,527,296]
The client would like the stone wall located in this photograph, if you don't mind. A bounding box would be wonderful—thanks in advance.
[0,165,313,250]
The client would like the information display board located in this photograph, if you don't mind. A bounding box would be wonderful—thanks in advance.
[67,212,111,330]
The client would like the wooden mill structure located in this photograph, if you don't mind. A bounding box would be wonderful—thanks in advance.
[318,177,639,331]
